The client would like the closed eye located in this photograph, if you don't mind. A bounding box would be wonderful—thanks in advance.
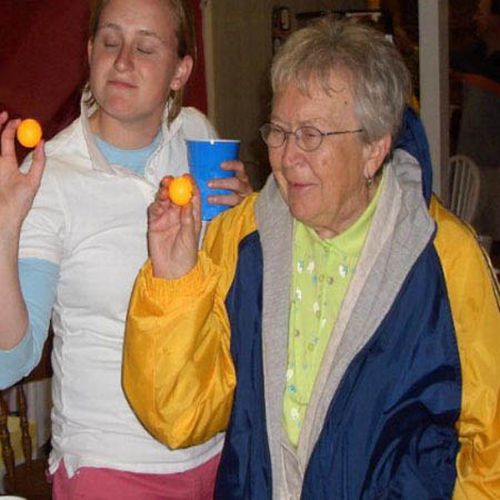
[137,46,155,55]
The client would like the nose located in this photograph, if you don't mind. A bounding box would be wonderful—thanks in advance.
[114,44,134,72]
[280,131,302,168]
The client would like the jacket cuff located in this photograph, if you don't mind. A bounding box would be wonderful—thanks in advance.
[138,252,214,299]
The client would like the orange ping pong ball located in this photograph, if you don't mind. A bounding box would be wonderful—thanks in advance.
[168,175,193,206]
[17,118,43,148]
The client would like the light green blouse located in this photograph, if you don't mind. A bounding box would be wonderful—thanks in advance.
[283,179,383,446]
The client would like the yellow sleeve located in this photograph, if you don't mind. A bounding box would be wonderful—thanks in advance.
[123,194,258,449]
[430,198,500,498]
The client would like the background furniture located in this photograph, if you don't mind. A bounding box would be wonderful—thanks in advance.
[448,154,481,224]
[0,334,53,499]
[453,71,500,240]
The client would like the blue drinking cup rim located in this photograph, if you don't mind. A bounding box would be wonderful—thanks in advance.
[186,139,240,145]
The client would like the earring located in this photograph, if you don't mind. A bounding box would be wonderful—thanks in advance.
[366,175,374,187]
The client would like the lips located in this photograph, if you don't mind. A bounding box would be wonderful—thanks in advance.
[288,181,314,191]
[108,80,137,89]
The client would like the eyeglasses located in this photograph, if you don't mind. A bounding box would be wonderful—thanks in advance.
[259,123,364,152]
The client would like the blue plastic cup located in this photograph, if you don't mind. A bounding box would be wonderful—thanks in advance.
[186,139,240,221]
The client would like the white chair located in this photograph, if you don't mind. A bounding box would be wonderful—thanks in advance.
[448,154,481,223]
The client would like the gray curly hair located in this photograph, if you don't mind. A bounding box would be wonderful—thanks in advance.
[271,17,412,144]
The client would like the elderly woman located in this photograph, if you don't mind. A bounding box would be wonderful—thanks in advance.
[124,18,500,499]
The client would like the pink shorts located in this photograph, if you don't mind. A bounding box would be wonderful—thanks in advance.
[51,454,221,500]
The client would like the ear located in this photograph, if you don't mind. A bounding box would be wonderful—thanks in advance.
[87,39,94,66]
[362,134,392,179]
[170,55,194,91]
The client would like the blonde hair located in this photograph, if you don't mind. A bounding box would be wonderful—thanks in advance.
[271,18,411,143]
[86,0,196,124]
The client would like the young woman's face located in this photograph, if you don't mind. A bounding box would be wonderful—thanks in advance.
[88,0,192,128]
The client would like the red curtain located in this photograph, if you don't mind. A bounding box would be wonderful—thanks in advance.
[184,0,208,114]
[0,0,90,156]
[0,0,207,161]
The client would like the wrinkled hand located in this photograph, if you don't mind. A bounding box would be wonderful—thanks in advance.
[148,175,202,279]
[207,160,252,206]
[0,111,45,235]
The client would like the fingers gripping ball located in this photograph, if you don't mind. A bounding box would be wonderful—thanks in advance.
[17,118,43,148]
[166,175,193,206]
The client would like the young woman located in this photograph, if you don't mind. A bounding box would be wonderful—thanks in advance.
[0,0,251,497]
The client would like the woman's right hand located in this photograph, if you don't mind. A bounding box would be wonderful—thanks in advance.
[0,111,45,236]
[148,175,202,279]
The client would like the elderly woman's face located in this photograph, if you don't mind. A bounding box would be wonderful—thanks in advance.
[269,71,382,238]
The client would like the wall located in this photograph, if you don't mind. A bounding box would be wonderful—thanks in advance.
[204,0,365,188]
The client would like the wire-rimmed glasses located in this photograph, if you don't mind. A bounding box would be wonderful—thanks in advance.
[259,123,364,152]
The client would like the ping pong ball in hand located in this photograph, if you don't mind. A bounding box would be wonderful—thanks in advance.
[168,175,193,206]
[17,118,42,148]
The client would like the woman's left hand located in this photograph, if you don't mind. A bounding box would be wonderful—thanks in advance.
[148,175,201,279]
[207,160,253,206]
[0,111,45,235]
